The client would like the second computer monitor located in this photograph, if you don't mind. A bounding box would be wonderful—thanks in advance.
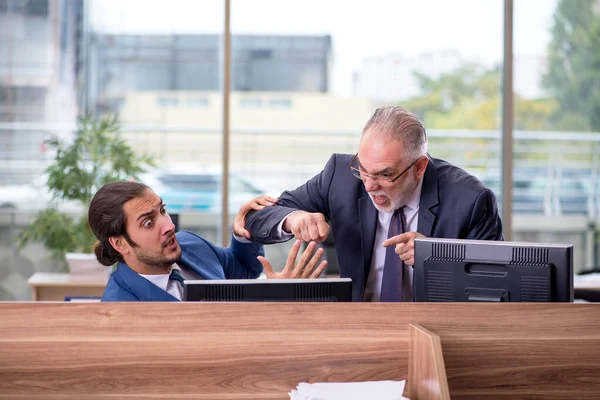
[413,238,573,302]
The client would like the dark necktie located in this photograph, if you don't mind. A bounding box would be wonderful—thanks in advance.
[169,269,185,288]
[380,207,406,302]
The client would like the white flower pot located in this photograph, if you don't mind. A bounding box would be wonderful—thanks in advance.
[65,253,111,279]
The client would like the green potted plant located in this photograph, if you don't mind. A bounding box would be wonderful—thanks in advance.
[17,113,154,273]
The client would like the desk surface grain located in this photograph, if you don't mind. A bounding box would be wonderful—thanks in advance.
[1,303,599,399]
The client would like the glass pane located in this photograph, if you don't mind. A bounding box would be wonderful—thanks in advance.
[1,0,82,300]
[90,0,226,244]
[231,0,503,272]
[0,0,227,300]
[514,0,600,274]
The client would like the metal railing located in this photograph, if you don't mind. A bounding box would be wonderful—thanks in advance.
[0,123,599,218]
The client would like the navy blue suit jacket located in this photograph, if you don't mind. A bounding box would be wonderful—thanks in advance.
[245,153,503,301]
[101,231,264,301]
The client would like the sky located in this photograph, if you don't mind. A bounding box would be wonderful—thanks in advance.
[90,0,558,96]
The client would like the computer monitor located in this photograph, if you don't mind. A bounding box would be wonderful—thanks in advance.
[170,213,180,232]
[413,238,573,302]
[184,278,352,302]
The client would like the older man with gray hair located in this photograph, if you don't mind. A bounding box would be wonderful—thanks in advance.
[241,106,503,302]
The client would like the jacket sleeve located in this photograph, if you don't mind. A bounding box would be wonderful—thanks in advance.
[465,189,504,241]
[221,235,265,279]
[178,231,265,279]
[100,279,140,302]
[245,154,337,244]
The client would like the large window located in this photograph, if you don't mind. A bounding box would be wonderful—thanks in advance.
[513,0,600,273]
[1,0,598,301]
[89,0,226,244]
[0,0,82,301]
[231,0,504,271]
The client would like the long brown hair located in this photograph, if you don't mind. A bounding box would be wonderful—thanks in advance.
[88,181,150,266]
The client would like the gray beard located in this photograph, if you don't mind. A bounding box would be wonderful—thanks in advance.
[369,176,417,213]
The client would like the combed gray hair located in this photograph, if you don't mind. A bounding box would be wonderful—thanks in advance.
[362,106,428,161]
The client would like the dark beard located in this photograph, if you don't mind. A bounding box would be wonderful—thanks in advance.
[132,246,180,270]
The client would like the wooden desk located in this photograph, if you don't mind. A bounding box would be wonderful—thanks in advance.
[27,272,107,301]
[1,303,599,399]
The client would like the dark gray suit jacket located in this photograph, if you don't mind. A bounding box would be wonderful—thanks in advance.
[245,153,503,301]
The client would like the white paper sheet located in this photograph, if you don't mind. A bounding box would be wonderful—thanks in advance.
[289,380,408,400]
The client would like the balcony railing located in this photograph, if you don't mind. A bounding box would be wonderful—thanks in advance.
[0,123,599,218]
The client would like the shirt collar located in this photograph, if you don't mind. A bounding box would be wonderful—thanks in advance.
[139,264,179,292]
[171,264,182,273]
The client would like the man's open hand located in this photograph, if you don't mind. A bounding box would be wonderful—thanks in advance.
[258,240,328,279]
[233,195,278,239]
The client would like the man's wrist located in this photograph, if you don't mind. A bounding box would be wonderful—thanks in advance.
[276,211,299,238]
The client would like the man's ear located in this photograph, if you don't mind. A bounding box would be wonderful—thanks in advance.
[415,156,429,179]
[108,236,130,256]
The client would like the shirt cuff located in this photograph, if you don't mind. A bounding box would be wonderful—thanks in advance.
[275,211,299,239]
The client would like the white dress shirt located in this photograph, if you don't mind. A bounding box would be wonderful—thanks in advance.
[139,264,203,301]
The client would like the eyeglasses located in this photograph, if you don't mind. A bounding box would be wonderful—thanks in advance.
[349,153,421,183]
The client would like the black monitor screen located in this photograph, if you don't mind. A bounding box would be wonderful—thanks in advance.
[170,213,180,232]
[184,278,352,302]
[413,238,573,302]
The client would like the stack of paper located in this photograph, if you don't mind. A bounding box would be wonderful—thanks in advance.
[289,380,408,400]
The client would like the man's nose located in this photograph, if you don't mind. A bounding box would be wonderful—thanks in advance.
[363,175,379,191]
[161,214,176,234]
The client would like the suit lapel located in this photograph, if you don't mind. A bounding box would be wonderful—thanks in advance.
[418,156,440,237]
[179,246,226,280]
[358,194,378,286]
[115,263,179,301]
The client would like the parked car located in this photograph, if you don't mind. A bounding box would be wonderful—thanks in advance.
[0,184,43,211]
[0,179,82,214]
[139,168,265,214]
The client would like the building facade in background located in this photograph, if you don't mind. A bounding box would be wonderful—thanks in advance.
[89,34,332,115]
[352,49,547,101]
[114,90,375,184]
[352,50,466,102]
[0,0,82,183]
